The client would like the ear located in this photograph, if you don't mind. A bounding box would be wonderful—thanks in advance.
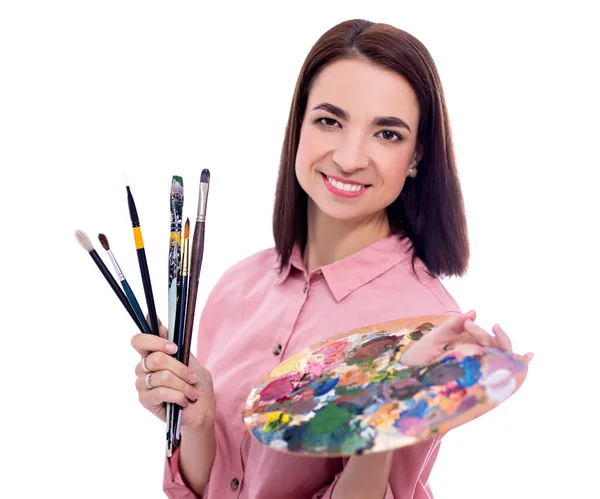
[411,142,424,167]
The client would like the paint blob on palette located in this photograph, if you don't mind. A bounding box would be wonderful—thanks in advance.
[243,315,529,457]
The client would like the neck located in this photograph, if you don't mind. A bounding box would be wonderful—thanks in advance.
[303,201,391,273]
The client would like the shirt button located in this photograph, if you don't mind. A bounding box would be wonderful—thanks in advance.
[273,344,282,356]
[303,282,308,293]
[231,477,240,490]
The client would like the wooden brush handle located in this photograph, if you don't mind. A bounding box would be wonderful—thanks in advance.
[181,221,205,366]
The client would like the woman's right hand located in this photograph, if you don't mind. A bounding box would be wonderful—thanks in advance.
[132,325,216,430]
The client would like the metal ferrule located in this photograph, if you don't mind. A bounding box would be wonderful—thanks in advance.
[107,250,125,281]
[197,180,209,222]
[181,239,190,276]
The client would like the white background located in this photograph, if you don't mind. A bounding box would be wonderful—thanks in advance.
[1,1,598,498]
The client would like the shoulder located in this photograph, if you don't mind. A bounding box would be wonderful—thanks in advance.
[394,254,462,315]
[209,246,279,297]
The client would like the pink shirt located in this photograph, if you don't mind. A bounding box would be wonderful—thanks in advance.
[164,234,461,498]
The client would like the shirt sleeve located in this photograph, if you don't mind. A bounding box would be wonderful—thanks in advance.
[163,447,202,499]
[162,269,231,498]
[310,437,441,499]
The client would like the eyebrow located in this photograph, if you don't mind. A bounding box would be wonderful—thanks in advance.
[312,102,412,132]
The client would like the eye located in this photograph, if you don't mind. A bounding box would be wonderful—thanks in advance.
[376,130,403,142]
[314,117,340,128]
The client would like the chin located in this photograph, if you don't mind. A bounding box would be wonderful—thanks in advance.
[311,199,375,223]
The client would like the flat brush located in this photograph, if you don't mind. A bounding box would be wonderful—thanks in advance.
[168,176,184,341]
[75,229,146,334]
[126,183,160,336]
[174,168,210,447]
[166,175,184,458]
[98,233,151,335]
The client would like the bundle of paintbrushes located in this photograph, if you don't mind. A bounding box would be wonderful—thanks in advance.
[75,169,211,457]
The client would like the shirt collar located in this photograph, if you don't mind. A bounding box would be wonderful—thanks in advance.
[274,234,414,302]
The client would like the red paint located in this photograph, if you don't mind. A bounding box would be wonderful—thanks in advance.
[259,372,305,402]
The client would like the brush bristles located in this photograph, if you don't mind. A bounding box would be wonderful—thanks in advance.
[75,229,94,252]
[184,218,190,238]
[200,169,210,183]
[98,233,110,251]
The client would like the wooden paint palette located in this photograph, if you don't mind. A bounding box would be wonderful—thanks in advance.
[243,315,529,456]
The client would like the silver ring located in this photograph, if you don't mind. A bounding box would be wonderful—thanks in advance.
[145,372,154,390]
[141,356,151,373]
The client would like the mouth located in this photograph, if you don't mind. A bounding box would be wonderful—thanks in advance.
[320,173,371,195]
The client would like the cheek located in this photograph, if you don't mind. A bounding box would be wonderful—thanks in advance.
[378,151,411,190]
[295,127,322,177]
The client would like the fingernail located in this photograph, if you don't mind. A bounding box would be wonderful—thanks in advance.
[190,388,200,399]
[188,372,198,382]
[166,343,177,353]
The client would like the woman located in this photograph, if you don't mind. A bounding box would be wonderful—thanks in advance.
[132,19,523,498]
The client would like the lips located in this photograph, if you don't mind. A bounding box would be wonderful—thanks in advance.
[320,173,370,199]
[321,173,370,187]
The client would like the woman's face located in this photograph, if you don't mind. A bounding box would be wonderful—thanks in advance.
[295,58,421,225]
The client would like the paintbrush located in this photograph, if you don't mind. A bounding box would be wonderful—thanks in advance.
[167,218,190,455]
[75,229,146,334]
[98,233,151,335]
[165,177,184,458]
[174,169,210,447]
[125,182,159,336]
[168,176,184,343]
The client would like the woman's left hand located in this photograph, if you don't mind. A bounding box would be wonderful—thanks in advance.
[400,310,533,366]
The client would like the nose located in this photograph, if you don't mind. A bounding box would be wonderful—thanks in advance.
[331,132,370,173]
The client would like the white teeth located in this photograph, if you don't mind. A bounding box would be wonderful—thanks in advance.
[327,176,364,192]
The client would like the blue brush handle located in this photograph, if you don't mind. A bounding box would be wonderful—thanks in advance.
[122,279,151,334]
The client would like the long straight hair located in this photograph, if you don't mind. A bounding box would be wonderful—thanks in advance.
[273,19,469,278]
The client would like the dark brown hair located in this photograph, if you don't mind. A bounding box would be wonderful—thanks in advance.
[272,19,469,278]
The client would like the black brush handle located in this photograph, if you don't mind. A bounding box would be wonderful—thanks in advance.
[89,250,145,333]
[137,247,159,335]
[171,272,189,448]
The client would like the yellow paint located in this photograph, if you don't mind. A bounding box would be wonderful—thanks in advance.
[270,351,308,378]
[266,411,291,425]
[133,227,144,249]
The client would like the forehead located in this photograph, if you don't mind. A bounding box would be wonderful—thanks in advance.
[308,58,420,123]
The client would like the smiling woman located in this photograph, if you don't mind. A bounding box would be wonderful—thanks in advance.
[294,59,422,244]
[128,18,523,499]
[274,23,468,279]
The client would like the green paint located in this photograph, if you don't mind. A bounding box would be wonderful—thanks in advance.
[335,386,362,396]
[345,356,372,366]
[387,368,413,382]
[172,175,183,186]
[369,371,389,383]
[307,403,354,436]
[339,428,368,454]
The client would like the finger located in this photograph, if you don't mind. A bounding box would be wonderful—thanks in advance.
[131,332,178,357]
[135,371,199,401]
[463,309,476,321]
[462,319,497,348]
[139,385,190,409]
[524,351,534,362]
[134,351,198,385]
[159,320,168,340]
[492,323,513,353]
[431,313,472,343]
